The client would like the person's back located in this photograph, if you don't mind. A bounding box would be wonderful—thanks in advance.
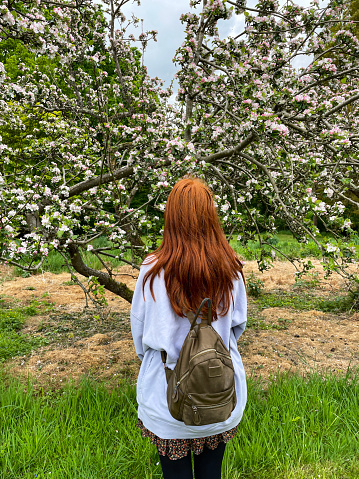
[130,177,247,479]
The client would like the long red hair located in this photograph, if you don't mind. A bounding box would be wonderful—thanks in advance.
[143,177,244,319]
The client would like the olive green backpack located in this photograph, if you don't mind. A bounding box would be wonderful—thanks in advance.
[161,298,236,426]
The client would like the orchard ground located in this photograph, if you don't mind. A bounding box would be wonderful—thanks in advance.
[1,260,358,388]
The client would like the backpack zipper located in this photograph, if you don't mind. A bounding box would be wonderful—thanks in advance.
[187,391,234,409]
[177,370,190,386]
[190,348,231,363]
[190,348,231,362]
[217,350,232,360]
[172,370,190,398]
[190,348,216,362]
[173,381,181,397]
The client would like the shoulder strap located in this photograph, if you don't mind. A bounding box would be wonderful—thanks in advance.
[161,350,167,365]
[161,350,172,383]
[189,298,212,329]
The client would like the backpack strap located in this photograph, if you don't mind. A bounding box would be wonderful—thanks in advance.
[161,351,173,383]
[190,298,212,329]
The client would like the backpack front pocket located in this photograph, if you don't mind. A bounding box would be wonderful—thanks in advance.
[182,386,236,426]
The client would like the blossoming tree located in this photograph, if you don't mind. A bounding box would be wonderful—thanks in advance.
[0,0,358,306]
[175,0,359,282]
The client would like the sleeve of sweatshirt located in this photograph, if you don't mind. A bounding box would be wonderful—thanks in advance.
[231,273,247,341]
[130,267,146,362]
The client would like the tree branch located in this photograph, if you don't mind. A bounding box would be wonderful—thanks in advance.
[199,131,255,162]
[68,244,134,303]
[296,67,359,96]
[323,93,359,118]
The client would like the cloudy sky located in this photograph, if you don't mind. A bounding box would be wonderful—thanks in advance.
[121,0,323,87]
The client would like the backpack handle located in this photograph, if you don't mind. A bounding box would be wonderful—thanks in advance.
[190,298,212,329]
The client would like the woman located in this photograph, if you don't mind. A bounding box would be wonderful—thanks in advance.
[130,177,247,479]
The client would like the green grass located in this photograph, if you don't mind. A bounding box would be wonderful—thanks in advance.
[224,369,359,479]
[230,232,323,261]
[246,315,292,331]
[254,291,353,314]
[0,300,50,361]
[0,371,358,478]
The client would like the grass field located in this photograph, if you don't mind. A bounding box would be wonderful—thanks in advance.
[0,371,358,479]
[0,299,50,362]
[3,233,359,478]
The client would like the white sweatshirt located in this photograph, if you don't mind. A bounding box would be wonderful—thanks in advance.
[130,258,247,439]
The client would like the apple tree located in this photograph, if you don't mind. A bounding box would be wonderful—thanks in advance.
[0,0,358,307]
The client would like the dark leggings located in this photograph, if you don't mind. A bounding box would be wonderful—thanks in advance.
[158,442,226,479]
